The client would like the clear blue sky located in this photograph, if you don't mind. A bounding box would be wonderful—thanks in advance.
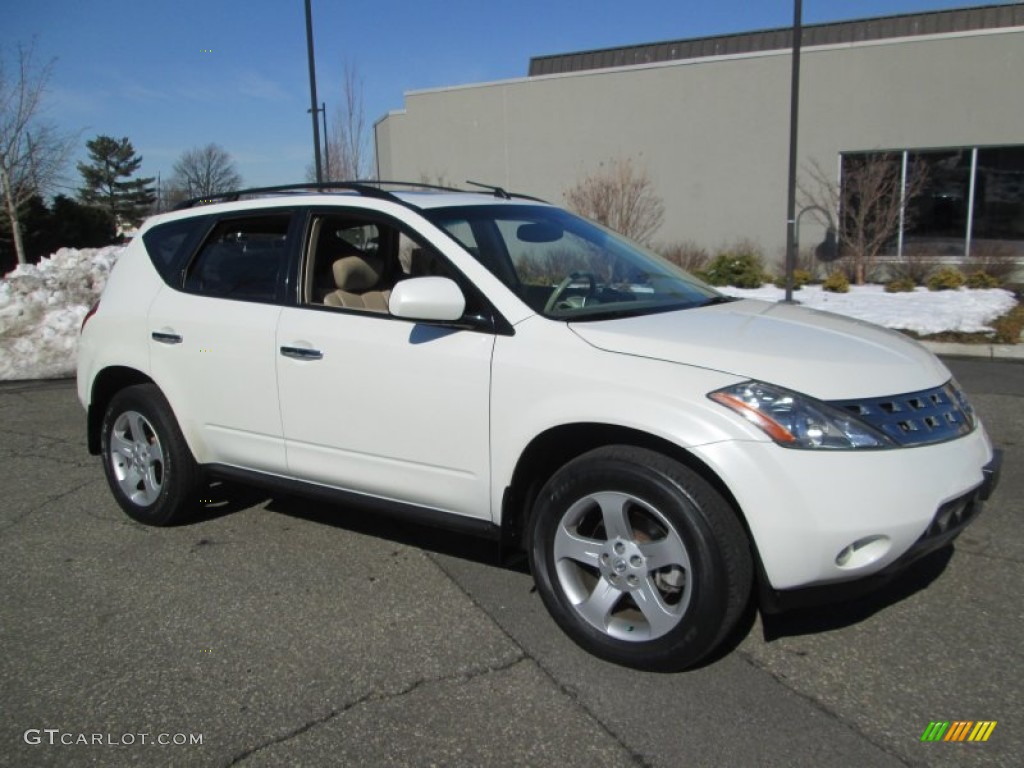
[6,1,1014,191]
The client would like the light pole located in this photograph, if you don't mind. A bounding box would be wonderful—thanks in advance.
[304,0,323,184]
[308,102,329,179]
[783,0,803,304]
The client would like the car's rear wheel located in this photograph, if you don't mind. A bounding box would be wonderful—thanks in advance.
[100,384,199,526]
[528,445,752,670]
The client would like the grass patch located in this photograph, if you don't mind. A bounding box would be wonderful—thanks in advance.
[897,300,1023,345]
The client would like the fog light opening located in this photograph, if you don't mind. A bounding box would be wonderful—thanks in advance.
[835,535,891,569]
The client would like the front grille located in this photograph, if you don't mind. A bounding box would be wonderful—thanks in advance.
[830,381,975,447]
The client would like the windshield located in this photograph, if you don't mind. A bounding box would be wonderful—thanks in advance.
[424,204,725,320]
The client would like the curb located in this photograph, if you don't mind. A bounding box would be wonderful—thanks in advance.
[921,341,1024,361]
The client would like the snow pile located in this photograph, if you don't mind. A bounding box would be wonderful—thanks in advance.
[0,246,123,380]
[720,284,1018,336]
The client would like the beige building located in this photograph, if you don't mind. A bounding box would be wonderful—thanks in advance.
[375,4,1024,263]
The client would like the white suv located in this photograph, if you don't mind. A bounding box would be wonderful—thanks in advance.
[78,182,1001,670]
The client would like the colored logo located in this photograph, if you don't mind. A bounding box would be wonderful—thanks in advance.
[921,721,997,742]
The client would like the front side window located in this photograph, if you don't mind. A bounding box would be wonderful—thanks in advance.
[304,211,487,318]
[425,205,722,320]
[185,214,291,302]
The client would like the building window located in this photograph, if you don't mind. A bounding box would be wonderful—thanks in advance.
[905,150,972,256]
[973,146,1024,257]
[840,144,1024,259]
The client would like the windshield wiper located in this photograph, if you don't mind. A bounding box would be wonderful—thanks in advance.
[700,296,738,307]
[565,301,702,322]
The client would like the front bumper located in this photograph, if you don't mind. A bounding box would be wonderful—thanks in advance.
[760,449,1002,613]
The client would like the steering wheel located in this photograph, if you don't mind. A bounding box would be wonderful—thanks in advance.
[544,272,597,314]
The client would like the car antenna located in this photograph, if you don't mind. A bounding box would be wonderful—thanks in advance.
[466,180,512,200]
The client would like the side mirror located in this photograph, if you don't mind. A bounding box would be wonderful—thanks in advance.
[389,277,466,322]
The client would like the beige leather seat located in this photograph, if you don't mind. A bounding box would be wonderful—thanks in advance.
[323,254,391,312]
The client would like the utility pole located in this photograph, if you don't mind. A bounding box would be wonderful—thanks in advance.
[784,0,803,303]
[320,103,329,180]
[309,103,329,179]
[304,0,323,183]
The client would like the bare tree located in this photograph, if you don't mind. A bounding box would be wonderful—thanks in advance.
[168,143,242,204]
[564,157,664,245]
[801,154,927,284]
[332,62,369,180]
[307,62,371,182]
[0,43,75,264]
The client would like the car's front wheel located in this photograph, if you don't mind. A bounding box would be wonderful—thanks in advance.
[100,384,199,526]
[528,446,752,670]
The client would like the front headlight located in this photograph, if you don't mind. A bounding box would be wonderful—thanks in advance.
[709,381,896,450]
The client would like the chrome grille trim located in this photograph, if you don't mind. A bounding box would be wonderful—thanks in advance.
[830,381,975,447]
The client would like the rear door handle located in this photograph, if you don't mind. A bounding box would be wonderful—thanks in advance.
[151,331,183,344]
[280,346,323,361]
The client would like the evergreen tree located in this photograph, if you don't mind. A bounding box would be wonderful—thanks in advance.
[77,135,155,229]
[0,194,117,271]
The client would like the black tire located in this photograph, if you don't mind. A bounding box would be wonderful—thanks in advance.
[99,384,200,526]
[528,445,752,671]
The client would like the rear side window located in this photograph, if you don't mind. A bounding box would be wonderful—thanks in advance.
[142,216,211,285]
[185,215,291,302]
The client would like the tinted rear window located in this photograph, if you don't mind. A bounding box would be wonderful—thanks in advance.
[142,216,211,285]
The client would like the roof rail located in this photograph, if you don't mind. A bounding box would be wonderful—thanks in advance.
[172,181,399,210]
[171,179,547,211]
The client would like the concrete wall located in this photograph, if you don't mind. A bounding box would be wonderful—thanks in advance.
[375,28,1024,263]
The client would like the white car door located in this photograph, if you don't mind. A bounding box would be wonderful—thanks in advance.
[276,309,494,519]
[275,212,495,521]
[148,212,295,472]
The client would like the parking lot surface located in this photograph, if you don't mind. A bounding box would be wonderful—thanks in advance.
[1,359,1021,767]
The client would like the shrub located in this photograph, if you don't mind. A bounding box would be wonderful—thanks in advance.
[885,277,917,293]
[657,241,710,275]
[926,266,966,291]
[822,270,850,293]
[965,270,1002,289]
[888,243,938,286]
[773,269,812,290]
[992,303,1024,344]
[564,157,664,244]
[702,243,767,288]
[965,243,1018,284]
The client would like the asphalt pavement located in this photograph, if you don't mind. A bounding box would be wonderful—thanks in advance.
[1,358,1021,767]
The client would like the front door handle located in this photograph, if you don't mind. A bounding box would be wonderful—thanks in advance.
[280,346,323,361]
[151,331,183,344]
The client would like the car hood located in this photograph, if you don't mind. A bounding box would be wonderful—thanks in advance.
[568,299,951,400]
